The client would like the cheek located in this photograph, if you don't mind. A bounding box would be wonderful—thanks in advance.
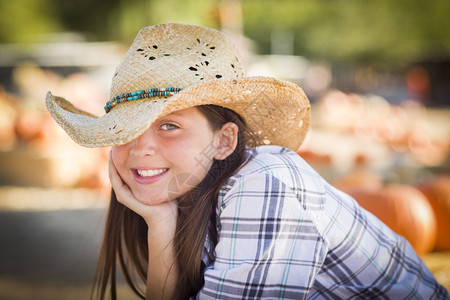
[111,146,129,172]
[159,140,198,165]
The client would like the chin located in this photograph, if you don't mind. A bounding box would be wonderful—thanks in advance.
[133,188,178,206]
[136,194,168,206]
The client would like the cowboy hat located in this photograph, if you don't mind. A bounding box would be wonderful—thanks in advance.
[46,23,310,150]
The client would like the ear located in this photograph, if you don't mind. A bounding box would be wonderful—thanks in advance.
[213,122,239,160]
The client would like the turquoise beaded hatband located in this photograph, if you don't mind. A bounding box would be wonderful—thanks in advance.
[104,87,182,113]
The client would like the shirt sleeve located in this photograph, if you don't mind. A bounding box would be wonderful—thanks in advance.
[195,172,328,300]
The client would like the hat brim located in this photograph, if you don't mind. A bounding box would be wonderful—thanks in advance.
[46,76,310,151]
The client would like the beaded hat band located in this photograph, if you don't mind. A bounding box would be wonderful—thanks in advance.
[105,87,181,113]
[45,23,311,150]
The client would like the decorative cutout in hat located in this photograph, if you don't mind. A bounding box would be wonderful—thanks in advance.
[46,23,310,150]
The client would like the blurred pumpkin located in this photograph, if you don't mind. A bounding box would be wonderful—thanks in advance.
[76,147,110,190]
[316,90,366,133]
[15,109,47,142]
[296,149,332,166]
[348,184,437,256]
[417,176,450,251]
[0,93,18,150]
[332,169,383,193]
[408,121,449,167]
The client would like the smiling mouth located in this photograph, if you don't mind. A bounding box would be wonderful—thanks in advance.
[136,168,168,177]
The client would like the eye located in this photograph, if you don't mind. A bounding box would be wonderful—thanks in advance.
[160,123,179,131]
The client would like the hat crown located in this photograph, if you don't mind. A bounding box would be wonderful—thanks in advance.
[110,24,244,98]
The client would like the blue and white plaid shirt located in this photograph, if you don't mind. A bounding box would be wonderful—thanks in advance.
[195,146,448,299]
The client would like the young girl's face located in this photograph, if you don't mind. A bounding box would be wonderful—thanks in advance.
[111,107,221,206]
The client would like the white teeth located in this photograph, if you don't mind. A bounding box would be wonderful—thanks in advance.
[137,169,167,177]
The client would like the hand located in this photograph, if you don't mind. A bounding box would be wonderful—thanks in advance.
[109,153,179,299]
[108,152,178,227]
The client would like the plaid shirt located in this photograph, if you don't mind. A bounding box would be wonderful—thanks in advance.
[194,146,448,299]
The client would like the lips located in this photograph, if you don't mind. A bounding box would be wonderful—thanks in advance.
[136,168,168,177]
[132,168,169,185]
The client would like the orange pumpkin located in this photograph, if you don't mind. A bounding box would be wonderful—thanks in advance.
[417,176,450,251]
[348,184,437,256]
[296,150,332,166]
[332,169,383,193]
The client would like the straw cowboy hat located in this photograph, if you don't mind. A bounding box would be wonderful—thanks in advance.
[46,23,310,150]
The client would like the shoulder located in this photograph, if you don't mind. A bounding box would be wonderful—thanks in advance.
[217,145,327,212]
[234,145,324,183]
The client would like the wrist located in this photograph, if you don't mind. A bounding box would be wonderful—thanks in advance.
[146,218,177,239]
[143,200,179,230]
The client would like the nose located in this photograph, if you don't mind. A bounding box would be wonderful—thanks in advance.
[129,131,157,157]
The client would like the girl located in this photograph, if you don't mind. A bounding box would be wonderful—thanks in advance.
[46,24,448,299]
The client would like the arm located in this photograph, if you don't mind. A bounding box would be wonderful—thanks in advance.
[197,173,327,299]
[109,156,178,300]
[145,205,178,300]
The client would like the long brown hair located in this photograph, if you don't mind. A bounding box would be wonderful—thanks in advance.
[92,105,256,299]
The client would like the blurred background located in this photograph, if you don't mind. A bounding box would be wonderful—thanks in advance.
[0,0,449,298]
